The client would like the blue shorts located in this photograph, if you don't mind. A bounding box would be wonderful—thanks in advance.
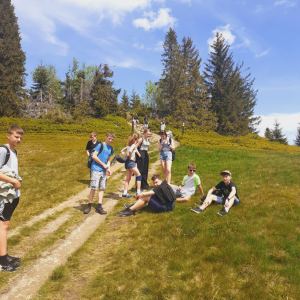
[125,158,136,169]
[148,195,175,213]
[159,151,172,161]
[216,196,240,206]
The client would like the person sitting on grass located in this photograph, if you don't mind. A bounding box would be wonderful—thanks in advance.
[191,170,240,216]
[118,174,176,217]
[172,163,204,202]
[84,131,115,215]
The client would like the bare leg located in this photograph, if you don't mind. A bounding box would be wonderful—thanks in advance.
[98,190,104,204]
[160,160,167,181]
[131,167,141,190]
[124,170,132,191]
[88,189,96,204]
[165,160,172,184]
[130,195,151,211]
[0,221,9,256]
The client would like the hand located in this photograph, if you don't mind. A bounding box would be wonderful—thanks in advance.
[225,199,229,207]
[13,180,21,191]
[103,164,109,170]
[177,186,182,191]
[107,169,111,176]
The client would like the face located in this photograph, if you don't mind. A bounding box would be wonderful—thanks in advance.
[152,179,162,187]
[160,134,167,140]
[144,130,150,138]
[188,167,196,176]
[91,135,97,142]
[222,174,231,184]
[7,131,23,147]
[105,135,114,145]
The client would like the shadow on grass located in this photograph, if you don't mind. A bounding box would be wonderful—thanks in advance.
[77,180,90,185]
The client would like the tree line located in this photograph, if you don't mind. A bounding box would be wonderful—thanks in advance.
[1,0,299,145]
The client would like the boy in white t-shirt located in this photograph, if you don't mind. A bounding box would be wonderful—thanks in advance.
[172,163,204,202]
[0,125,23,272]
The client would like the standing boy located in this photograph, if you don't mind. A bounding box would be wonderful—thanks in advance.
[0,125,23,272]
[191,170,240,216]
[85,132,100,157]
[84,131,115,215]
[160,117,166,132]
[172,163,204,202]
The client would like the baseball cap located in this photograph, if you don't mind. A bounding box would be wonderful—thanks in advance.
[220,170,231,176]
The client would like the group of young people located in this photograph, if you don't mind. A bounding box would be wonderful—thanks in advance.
[0,123,240,273]
[85,128,240,218]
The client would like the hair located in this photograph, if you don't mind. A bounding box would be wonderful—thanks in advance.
[143,128,149,134]
[106,131,115,138]
[160,131,167,136]
[128,133,139,146]
[151,174,162,181]
[8,125,24,135]
[90,132,97,138]
[188,163,196,169]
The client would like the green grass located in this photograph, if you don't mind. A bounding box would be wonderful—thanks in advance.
[32,146,300,299]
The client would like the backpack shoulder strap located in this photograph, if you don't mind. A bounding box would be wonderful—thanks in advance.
[98,142,104,156]
[0,145,10,166]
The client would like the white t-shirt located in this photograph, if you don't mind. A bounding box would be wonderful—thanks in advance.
[0,145,20,199]
[127,146,137,161]
[181,174,201,197]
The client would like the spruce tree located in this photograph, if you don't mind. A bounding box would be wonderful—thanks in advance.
[264,127,273,140]
[204,32,260,135]
[271,119,288,145]
[0,0,27,117]
[120,90,130,111]
[91,64,120,118]
[294,124,300,146]
[129,88,139,109]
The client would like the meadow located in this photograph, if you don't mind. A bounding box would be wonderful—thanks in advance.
[1,117,300,299]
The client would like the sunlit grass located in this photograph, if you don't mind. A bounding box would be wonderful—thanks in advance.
[33,146,300,299]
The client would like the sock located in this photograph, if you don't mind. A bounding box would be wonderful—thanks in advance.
[87,203,92,207]
[137,189,141,194]
[200,204,205,210]
[224,206,229,212]
[123,190,127,195]
[97,203,102,208]
[0,254,8,264]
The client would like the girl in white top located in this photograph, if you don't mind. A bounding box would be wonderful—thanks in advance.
[121,134,142,198]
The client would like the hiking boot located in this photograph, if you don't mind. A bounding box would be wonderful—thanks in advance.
[191,207,203,214]
[118,207,135,217]
[84,205,91,214]
[217,208,228,216]
[95,206,107,215]
[124,203,134,209]
[6,255,21,265]
[122,193,133,199]
[0,261,22,273]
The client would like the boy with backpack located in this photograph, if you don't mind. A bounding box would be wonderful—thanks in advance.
[172,163,204,202]
[0,125,23,272]
[84,131,115,215]
[191,170,240,216]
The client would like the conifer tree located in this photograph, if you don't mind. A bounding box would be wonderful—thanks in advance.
[270,119,288,145]
[0,0,27,117]
[204,32,260,135]
[120,90,130,111]
[91,64,120,118]
[264,127,273,140]
[129,88,139,109]
[294,124,300,146]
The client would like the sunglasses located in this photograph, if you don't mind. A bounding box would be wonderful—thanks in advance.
[188,169,196,172]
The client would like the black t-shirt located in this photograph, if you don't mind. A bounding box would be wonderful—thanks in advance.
[134,115,139,120]
[215,181,239,199]
[144,118,148,124]
[86,140,100,152]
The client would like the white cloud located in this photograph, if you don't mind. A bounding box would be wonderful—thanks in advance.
[133,8,176,31]
[274,0,297,7]
[154,40,164,51]
[255,4,266,13]
[256,112,300,145]
[255,49,270,58]
[207,24,236,52]
[133,42,145,49]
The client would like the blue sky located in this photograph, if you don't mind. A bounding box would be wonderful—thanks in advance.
[12,0,300,144]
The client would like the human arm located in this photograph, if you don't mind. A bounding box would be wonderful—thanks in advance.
[197,184,204,196]
[136,190,155,200]
[136,138,143,149]
[0,173,21,190]
[106,156,112,176]
[86,150,90,157]
[92,151,108,170]
[169,138,175,151]
[224,187,236,207]
[121,147,127,157]
[158,140,162,152]
[135,148,141,158]
[175,196,190,202]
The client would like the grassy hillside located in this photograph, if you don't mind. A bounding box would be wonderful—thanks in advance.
[32,145,300,299]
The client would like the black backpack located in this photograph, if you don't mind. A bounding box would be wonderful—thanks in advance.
[87,142,114,169]
[0,145,17,167]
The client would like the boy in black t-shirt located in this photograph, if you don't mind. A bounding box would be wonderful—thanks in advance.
[191,170,240,216]
[86,132,100,157]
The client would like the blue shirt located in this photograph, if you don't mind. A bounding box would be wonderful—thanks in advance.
[91,143,114,172]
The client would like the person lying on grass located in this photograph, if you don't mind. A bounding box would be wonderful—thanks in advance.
[191,170,240,216]
[172,163,204,202]
[118,174,176,217]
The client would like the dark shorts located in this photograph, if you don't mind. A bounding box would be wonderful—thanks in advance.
[125,158,136,169]
[0,198,19,221]
[148,195,175,213]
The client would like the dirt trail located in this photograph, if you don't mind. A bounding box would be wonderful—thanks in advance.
[0,126,180,300]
